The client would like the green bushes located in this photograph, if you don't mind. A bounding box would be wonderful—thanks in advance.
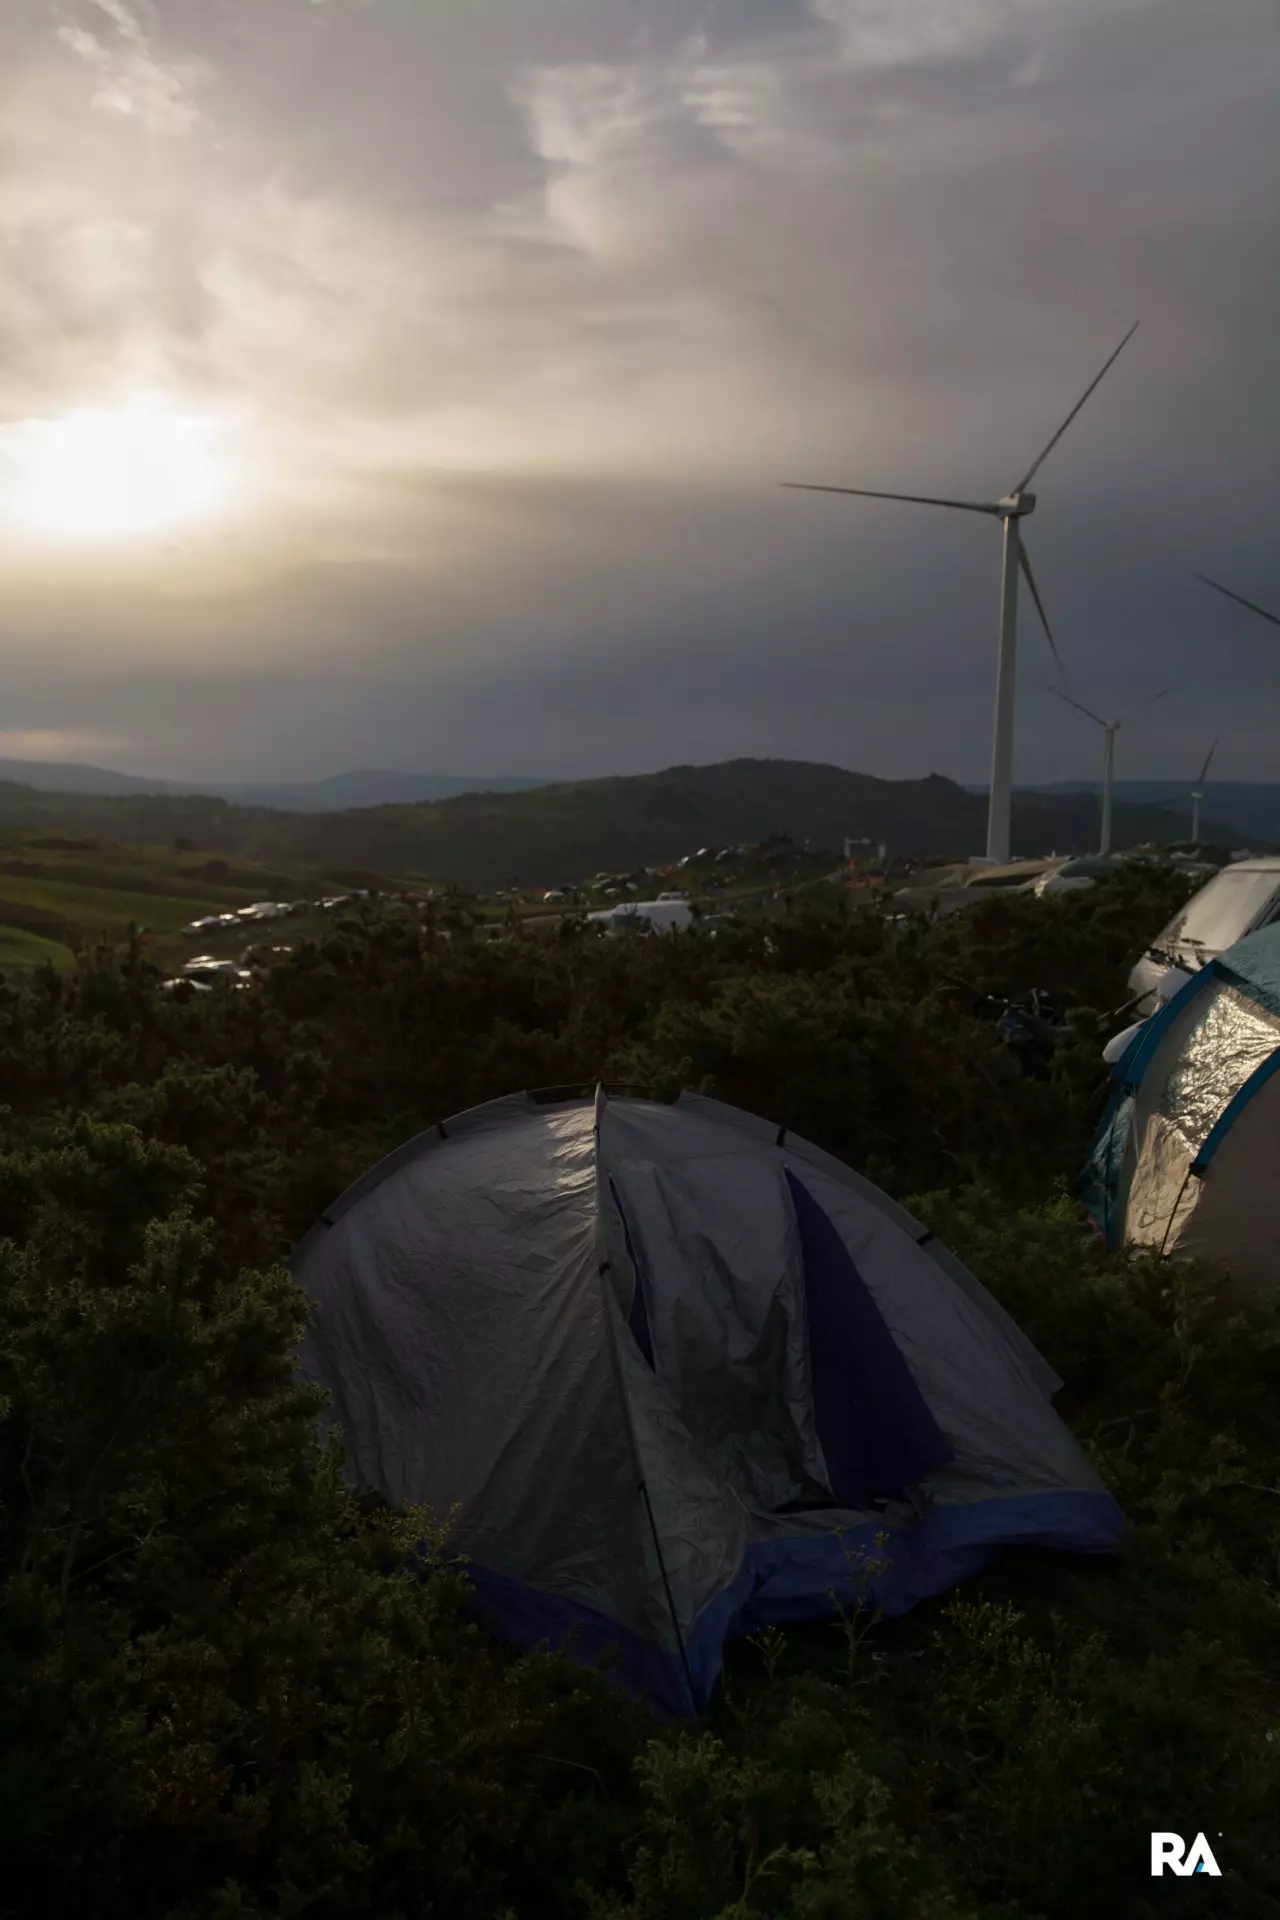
[1,866,1277,1917]
[0,1117,648,1918]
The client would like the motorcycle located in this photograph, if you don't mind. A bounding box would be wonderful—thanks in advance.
[944,978,1160,1082]
[942,979,1071,1079]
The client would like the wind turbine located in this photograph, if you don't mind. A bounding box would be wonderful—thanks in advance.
[1193,573,1280,630]
[1189,739,1217,846]
[782,322,1139,865]
[1048,684,1171,856]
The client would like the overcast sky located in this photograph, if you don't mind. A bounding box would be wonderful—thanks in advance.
[0,0,1277,784]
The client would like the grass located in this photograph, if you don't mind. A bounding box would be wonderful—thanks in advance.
[0,833,423,974]
[0,924,78,970]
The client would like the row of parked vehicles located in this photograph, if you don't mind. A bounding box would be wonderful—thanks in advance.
[182,902,297,939]
[181,892,388,940]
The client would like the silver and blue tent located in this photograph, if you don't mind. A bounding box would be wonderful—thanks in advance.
[293,1087,1122,1714]
[1080,925,1280,1305]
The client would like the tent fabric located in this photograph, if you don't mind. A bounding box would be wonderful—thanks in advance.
[1215,924,1280,1020]
[1079,925,1280,1301]
[294,1088,1122,1714]
[783,1169,952,1506]
[611,1176,655,1368]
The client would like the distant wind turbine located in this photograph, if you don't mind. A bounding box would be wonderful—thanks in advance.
[1049,683,1172,857]
[781,322,1139,866]
[1189,739,1218,846]
[1193,573,1280,630]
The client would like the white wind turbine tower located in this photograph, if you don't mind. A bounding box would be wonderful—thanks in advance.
[782,323,1139,866]
[1189,739,1217,846]
[1048,684,1172,857]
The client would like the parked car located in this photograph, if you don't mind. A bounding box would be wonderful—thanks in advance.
[587,900,694,936]
[1127,855,1280,1012]
[180,956,252,988]
[237,901,292,922]
[1031,855,1126,896]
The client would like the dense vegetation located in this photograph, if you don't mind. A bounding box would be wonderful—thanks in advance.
[0,759,1243,891]
[2,863,1278,1918]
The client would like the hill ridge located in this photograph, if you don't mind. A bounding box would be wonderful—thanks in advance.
[0,758,1251,890]
[0,759,548,812]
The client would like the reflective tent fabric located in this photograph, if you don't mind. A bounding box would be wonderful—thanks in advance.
[1217,923,1280,1019]
[1124,980,1280,1255]
[1078,925,1280,1296]
[295,1089,1122,1714]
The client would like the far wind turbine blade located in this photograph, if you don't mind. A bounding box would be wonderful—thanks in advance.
[1197,738,1218,786]
[1017,540,1062,674]
[1013,320,1140,493]
[1122,685,1174,722]
[779,483,999,515]
[1193,573,1280,630]
[1048,684,1106,728]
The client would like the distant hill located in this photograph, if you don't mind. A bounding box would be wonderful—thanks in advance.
[965,780,1280,847]
[0,759,170,799]
[0,760,547,811]
[215,771,549,810]
[0,760,1247,891]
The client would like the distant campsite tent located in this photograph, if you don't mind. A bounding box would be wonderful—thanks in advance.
[1080,925,1280,1305]
[293,1088,1123,1714]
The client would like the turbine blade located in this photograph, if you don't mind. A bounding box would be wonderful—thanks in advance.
[779,483,999,515]
[1198,738,1218,785]
[1048,684,1106,727]
[1193,573,1280,630]
[1017,540,1062,674]
[1012,320,1140,493]
[1122,685,1174,722]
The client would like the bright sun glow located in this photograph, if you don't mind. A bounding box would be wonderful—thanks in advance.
[5,402,231,541]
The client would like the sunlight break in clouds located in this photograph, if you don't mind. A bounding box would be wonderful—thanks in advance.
[2,401,235,542]
[0,728,127,761]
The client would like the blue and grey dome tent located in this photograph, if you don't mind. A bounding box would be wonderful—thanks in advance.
[293,1087,1122,1714]
[1080,926,1280,1305]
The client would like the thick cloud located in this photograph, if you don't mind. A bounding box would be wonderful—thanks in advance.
[0,0,1276,782]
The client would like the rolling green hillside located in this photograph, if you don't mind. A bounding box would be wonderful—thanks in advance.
[0,834,411,973]
[0,761,1248,895]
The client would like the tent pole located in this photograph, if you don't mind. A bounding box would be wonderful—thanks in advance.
[591,1086,698,1713]
[637,1478,698,1710]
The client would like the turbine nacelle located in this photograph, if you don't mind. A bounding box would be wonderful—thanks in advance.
[998,491,1036,518]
